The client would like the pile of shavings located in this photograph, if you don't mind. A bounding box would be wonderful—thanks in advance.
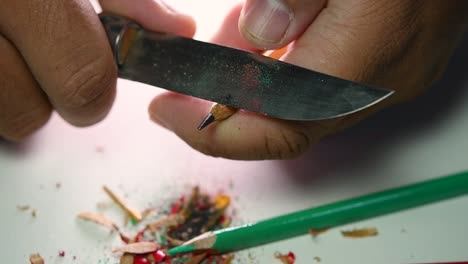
[78,186,234,264]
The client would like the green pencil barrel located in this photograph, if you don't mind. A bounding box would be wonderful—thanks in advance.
[213,171,468,253]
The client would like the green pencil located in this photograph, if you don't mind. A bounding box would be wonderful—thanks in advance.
[168,170,468,256]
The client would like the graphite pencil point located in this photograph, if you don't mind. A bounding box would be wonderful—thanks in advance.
[198,113,215,130]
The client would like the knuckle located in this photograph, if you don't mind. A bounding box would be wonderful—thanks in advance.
[58,54,116,110]
[264,129,311,159]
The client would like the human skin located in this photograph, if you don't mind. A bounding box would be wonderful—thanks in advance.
[0,0,195,141]
[148,0,468,160]
[1,0,467,161]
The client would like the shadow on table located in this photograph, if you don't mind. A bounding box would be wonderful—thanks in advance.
[0,138,30,156]
[0,130,44,156]
[277,33,468,187]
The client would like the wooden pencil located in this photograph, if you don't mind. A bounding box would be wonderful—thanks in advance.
[168,170,468,256]
[197,46,289,130]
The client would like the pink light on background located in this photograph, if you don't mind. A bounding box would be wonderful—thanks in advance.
[165,0,242,41]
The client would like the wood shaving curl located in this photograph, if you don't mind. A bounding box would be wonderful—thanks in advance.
[145,214,185,231]
[119,254,134,264]
[165,235,185,246]
[103,185,142,222]
[341,227,378,238]
[309,227,329,237]
[185,253,207,264]
[17,205,31,211]
[112,241,159,254]
[29,253,44,264]
[77,212,118,231]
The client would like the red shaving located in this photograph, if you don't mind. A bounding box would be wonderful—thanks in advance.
[119,232,132,244]
[169,203,181,215]
[152,250,166,262]
[274,251,296,264]
[134,230,145,242]
[134,255,149,264]
[58,250,65,257]
[196,201,207,210]
[309,228,329,237]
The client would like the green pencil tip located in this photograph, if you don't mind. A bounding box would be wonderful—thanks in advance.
[167,244,196,256]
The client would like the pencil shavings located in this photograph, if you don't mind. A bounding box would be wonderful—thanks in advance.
[141,208,155,219]
[274,251,296,264]
[17,205,31,211]
[77,212,118,231]
[223,254,235,264]
[309,227,329,237]
[29,253,44,264]
[185,253,207,264]
[103,185,142,222]
[145,214,185,231]
[112,241,159,254]
[80,185,235,264]
[214,195,230,210]
[119,254,134,264]
[165,235,185,246]
[341,227,378,238]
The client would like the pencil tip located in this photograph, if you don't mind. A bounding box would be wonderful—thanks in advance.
[198,113,215,130]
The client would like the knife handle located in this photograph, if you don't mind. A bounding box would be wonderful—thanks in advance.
[99,13,141,67]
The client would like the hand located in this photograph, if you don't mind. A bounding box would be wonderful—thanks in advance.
[149,0,468,160]
[0,0,194,141]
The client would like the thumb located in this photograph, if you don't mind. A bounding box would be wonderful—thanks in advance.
[238,0,326,50]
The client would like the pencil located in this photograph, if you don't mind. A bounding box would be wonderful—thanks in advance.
[197,46,289,130]
[168,170,468,256]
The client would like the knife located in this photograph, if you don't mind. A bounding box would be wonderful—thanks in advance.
[99,13,394,121]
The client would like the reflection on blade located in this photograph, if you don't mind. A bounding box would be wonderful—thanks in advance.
[113,20,393,121]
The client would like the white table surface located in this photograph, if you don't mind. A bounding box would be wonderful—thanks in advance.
[1,1,468,263]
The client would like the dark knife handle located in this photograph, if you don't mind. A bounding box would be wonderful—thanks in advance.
[99,13,141,67]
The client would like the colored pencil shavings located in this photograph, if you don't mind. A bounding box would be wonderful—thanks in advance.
[79,186,234,264]
[146,214,185,232]
[17,205,31,211]
[309,227,330,237]
[274,251,296,264]
[77,212,119,231]
[120,254,135,264]
[113,242,159,254]
[341,227,378,238]
[29,253,44,264]
[18,204,38,218]
[103,185,143,222]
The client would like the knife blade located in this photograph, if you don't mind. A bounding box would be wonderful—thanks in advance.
[100,13,394,121]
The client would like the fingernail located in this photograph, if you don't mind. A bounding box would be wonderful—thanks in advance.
[242,0,293,43]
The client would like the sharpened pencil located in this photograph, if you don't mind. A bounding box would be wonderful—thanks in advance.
[197,104,238,130]
[168,170,468,256]
[197,47,289,130]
